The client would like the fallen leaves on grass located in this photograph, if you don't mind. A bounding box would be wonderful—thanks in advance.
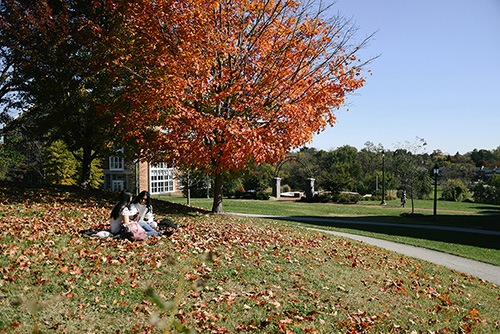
[1,184,499,333]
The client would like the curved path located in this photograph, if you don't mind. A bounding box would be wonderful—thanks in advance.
[230,213,500,286]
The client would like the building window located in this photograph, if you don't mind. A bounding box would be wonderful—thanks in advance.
[150,163,175,194]
[107,174,127,192]
[109,148,125,171]
[109,156,124,171]
[112,180,125,192]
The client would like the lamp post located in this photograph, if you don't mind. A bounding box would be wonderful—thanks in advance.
[433,164,439,219]
[380,150,386,205]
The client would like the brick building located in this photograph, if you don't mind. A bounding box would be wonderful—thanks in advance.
[102,150,181,195]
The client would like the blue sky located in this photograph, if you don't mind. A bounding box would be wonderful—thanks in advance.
[309,0,500,155]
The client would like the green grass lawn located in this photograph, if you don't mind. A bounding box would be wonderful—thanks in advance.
[1,184,499,333]
[160,195,500,221]
[159,195,500,266]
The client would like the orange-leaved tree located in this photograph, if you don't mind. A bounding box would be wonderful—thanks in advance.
[110,0,373,213]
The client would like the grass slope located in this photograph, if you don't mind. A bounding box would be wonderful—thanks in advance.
[162,196,500,267]
[1,184,499,333]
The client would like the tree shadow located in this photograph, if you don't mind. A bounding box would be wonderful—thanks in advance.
[476,205,500,210]
[266,215,500,250]
[0,182,209,216]
[476,205,500,214]
[152,197,210,215]
[0,182,111,205]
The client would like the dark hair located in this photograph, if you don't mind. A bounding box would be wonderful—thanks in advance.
[132,190,152,213]
[110,191,133,219]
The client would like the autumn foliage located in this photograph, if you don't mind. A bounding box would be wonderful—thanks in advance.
[113,0,365,163]
[103,0,370,211]
[1,184,499,333]
[1,0,370,210]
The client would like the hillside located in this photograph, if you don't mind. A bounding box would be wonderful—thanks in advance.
[0,184,499,333]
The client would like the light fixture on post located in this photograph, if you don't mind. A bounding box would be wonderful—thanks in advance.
[433,164,439,219]
[381,150,386,205]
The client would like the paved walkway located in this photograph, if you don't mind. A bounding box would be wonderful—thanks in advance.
[230,213,500,286]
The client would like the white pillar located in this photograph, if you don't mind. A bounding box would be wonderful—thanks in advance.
[273,177,281,199]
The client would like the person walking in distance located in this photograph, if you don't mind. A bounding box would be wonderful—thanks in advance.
[401,190,407,208]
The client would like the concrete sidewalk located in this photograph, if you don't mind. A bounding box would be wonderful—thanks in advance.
[230,213,500,285]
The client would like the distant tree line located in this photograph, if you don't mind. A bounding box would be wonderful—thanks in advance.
[2,132,500,205]
[188,140,500,205]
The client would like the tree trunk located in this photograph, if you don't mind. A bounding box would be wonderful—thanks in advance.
[211,172,224,213]
[79,147,93,189]
[187,172,191,206]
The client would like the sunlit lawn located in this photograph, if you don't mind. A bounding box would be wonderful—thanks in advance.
[160,195,500,229]
[159,195,500,266]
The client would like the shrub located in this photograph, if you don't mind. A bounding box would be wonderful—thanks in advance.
[309,193,332,203]
[332,192,362,204]
[235,189,270,200]
[256,191,271,200]
[242,192,254,199]
[489,174,500,188]
[369,194,395,201]
[441,179,469,202]
[472,182,500,205]
[223,179,242,198]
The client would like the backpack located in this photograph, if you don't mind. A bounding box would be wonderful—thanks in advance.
[159,218,178,229]
[121,223,148,241]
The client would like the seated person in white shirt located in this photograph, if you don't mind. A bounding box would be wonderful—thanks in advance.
[129,191,162,237]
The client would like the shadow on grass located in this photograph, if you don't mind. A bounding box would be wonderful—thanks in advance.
[152,197,210,215]
[476,206,500,214]
[0,182,111,205]
[273,215,500,250]
[0,182,209,216]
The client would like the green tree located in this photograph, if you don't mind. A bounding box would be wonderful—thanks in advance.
[242,163,274,193]
[491,147,500,164]
[0,129,45,182]
[179,169,214,199]
[393,138,431,213]
[441,179,469,202]
[1,0,123,188]
[43,140,78,186]
[472,175,500,205]
[280,149,317,192]
[356,141,384,194]
[468,149,494,167]
[316,145,360,194]
[488,174,500,188]
[440,162,475,185]
[87,158,104,189]
[0,136,24,180]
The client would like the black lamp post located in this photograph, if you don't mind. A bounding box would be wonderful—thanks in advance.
[381,150,386,205]
[433,164,439,218]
